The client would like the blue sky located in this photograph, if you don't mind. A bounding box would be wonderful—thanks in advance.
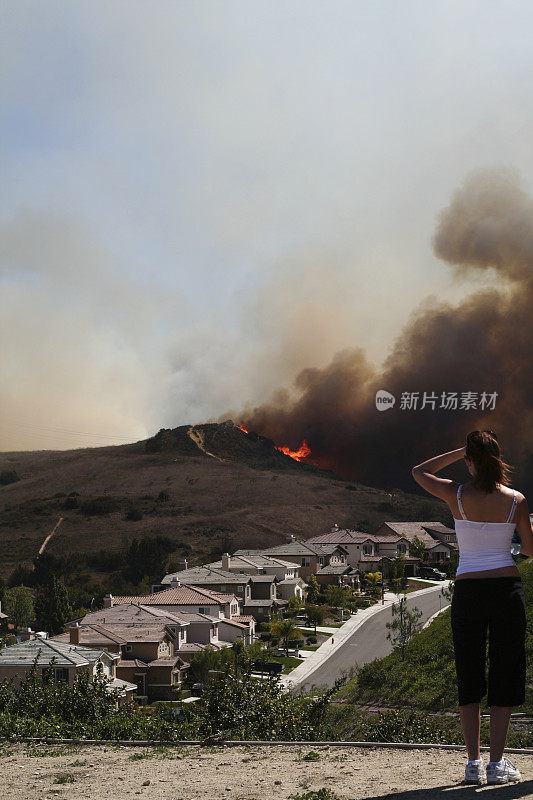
[2,1,533,450]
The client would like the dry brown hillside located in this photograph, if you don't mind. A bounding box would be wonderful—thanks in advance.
[0,421,450,579]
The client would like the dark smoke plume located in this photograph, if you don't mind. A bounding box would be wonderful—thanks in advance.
[237,169,533,493]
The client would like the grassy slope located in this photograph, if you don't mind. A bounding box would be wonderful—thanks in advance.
[333,558,533,717]
[0,421,450,580]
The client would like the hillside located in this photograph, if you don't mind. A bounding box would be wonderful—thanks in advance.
[329,558,533,730]
[0,420,450,580]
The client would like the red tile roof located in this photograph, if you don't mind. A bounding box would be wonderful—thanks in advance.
[112,585,232,606]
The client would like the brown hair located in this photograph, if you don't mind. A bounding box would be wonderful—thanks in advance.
[465,429,513,493]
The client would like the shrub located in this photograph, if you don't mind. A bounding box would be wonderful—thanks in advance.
[62,496,79,510]
[0,470,20,486]
[158,490,170,501]
[133,695,148,706]
[306,636,317,645]
[80,496,118,515]
[125,508,143,521]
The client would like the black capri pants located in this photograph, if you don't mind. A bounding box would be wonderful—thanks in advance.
[450,577,527,707]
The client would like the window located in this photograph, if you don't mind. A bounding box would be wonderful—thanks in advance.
[363,544,373,555]
[54,667,69,683]
[238,585,244,592]
[198,607,207,614]
[301,557,310,567]
[397,544,407,554]
[318,557,325,566]
[124,644,132,653]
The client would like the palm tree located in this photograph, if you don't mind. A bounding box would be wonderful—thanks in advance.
[270,618,302,656]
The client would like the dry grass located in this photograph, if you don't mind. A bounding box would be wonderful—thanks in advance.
[0,422,449,578]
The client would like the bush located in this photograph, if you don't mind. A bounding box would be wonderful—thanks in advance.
[133,695,148,706]
[158,490,170,502]
[62,496,79,510]
[0,470,20,486]
[306,636,317,644]
[125,508,143,521]
[80,496,118,515]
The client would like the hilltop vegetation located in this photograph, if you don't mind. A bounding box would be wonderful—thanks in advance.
[0,421,449,581]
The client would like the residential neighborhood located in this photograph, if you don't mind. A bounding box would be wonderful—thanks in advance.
[0,520,457,705]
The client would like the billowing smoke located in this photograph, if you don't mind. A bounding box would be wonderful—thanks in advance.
[237,169,533,492]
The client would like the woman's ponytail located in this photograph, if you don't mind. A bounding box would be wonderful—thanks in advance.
[466,429,513,493]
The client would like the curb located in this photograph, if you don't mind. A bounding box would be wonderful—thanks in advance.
[283,582,450,688]
[422,604,451,629]
[2,737,532,755]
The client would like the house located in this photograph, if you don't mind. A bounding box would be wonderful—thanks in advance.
[308,526,420,576]
[155,566,253,604]
[53,622,189,701]
[208,553,301,581]
[375,522,458,566]
[80,601,254,649]
[106,584,241,620]
[0,637,136,703]
[315,563,359,588]
[235,541,348,580]
[241,597,288,623]
[275,576,307,602]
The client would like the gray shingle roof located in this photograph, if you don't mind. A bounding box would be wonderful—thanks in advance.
[161,566,251,585]
[0,638,116,667]
[317,564,356,575]
[79,603,191,627]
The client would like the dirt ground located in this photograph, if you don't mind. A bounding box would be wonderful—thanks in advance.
[1,743,532,800]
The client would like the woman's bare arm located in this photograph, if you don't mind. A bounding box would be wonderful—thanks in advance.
[411,447,466,501]
[515,495,533,557]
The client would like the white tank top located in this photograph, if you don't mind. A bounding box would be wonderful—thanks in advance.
[454,484,518,576]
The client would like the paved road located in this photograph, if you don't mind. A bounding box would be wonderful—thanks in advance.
[298,586,449,692]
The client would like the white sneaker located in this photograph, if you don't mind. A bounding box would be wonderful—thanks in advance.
[486,757,521,784]
[465,759,486,784]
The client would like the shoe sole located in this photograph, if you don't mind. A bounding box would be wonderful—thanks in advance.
[487,777,521,784]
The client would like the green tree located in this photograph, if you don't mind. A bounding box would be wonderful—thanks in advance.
[4,586,34,628]
[396,551,408,589]
[386,595,423,660]
[123,535,175,584]
[287,595,302,617]
[270,618,303,656]
[306,573,320,604]
[305,604,326,633]
[34,576,72,636]
[409,535,426,563]
[325,584,349,616]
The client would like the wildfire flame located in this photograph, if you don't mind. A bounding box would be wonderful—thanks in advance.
[237,423,311,462]
[276,440,311,461]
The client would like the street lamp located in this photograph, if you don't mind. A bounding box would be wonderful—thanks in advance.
[381,557,385,605]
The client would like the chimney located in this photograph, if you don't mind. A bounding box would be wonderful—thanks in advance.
[104,594,114,608]
[170,578,181,588]
[332,523,339,532]
[70,623,81,645]
[286,534,295,543]
[221,553,230,571]
[19,627,34,641]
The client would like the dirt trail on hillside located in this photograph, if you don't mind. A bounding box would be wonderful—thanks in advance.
[38,516,63,555]
[187,425,224,461]
[1,743,532,799]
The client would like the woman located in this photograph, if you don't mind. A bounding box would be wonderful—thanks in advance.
[412,429,533,786]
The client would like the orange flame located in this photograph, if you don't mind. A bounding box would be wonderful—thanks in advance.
[237,422,311,462]
[276,440,311,462]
